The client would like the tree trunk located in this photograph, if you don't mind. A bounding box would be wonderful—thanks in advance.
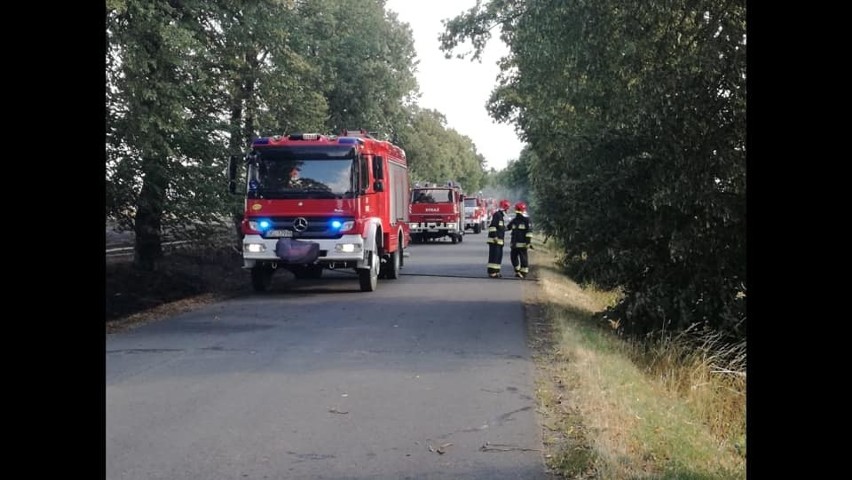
[242,50,258,144]
[133,157,167,271]
[228,67,254,249]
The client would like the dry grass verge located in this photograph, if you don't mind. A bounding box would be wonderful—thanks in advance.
[524,238,746,479]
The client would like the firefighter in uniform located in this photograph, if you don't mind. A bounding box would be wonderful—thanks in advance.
[506,201,533,278]
[486,199,511,278]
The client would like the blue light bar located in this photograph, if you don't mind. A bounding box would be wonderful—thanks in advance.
[252,138,270,145]
[337,137,357,145]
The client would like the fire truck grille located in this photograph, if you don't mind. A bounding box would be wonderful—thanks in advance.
[259,216,353,240]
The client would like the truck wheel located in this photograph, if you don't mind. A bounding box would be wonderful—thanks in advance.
[384,240,401,279]
[473,224,481,234]
[358,244,378,292]
[251,265,273,292]
[451,233,458,244]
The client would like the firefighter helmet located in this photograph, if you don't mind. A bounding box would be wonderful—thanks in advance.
[499,199,511,210]
[514,202,527,213]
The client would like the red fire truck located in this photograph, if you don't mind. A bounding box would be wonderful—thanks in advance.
[463,193,487,234]
[483,197,497,219]
[228,129,410,292]
[408,182,465,244]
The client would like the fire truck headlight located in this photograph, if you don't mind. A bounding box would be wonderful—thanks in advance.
[334,243,361,253]
[329,219,355,232]
[245,243,266,253]
[248,219,272,232]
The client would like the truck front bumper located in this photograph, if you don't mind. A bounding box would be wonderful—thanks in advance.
[242,234,368,268]
[409,222,459,233]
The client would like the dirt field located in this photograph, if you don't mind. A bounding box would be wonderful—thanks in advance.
[105,246,250,326]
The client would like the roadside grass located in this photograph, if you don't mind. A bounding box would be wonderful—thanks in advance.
[525,237,746,479]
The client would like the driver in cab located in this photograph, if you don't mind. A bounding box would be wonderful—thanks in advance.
[287,166,303,188]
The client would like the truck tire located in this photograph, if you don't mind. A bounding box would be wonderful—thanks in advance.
[384,240,401,280]
[473,224,481,234]
[358,243,378,292]
[251,265,273,292]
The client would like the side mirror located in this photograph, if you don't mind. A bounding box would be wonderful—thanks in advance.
[228,155,241,194]
[373,156,384,180]
[373,180,384,192]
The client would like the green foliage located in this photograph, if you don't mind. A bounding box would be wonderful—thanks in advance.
[395,107,487,192]
[492,145,536,207]
[442,0,746,340]
[299,0,419,135]
[107,0,224,269]
[106,0,427,268]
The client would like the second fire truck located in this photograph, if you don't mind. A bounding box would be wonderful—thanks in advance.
[408,182,465,244]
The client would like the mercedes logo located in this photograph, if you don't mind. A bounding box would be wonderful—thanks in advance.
[293,217,309,232]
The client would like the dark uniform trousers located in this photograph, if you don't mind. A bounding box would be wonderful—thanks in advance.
[506,213,532,277]
[486,209,507,277]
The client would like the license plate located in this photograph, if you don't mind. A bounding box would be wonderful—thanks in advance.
[266,229,292,238]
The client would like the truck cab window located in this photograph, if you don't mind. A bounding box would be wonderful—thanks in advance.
[359,155,369,192]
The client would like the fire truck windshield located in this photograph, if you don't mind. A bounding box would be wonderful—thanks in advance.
[411,189,454,204]
[247,148,357,199]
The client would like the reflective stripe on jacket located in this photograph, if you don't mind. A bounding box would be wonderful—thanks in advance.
[506,213,532,248]
[487,210,507,245]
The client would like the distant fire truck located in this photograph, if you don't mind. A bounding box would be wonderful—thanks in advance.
[483,197,497,219]
[408,182,465,243]
[463,193,487,234]
[228,130,410,292]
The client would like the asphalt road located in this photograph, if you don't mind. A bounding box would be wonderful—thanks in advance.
[106,231,549,480]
